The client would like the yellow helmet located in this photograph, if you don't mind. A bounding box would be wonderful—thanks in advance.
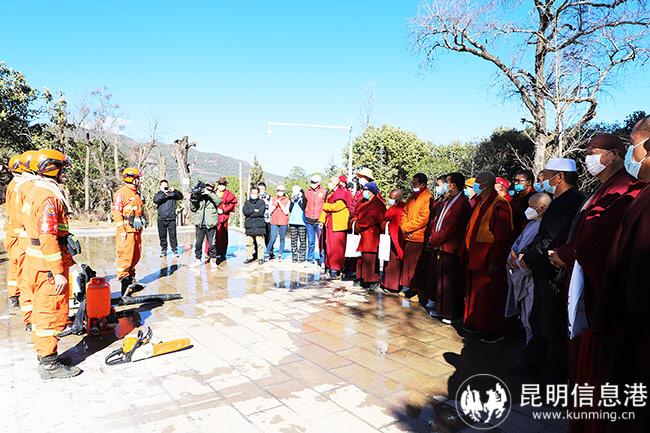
[122,167,141,184]
[8,155,23,173]
[21,150,39,173]
[29,149,71,177]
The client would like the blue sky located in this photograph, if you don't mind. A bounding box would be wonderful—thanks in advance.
[2,1,648,176]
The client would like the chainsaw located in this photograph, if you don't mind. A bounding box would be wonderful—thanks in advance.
[105,326,191,365]
[58,264,183,338]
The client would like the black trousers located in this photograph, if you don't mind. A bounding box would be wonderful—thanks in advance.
[525,276,567,384]
[158,218,178,252]
[195,226,217,260]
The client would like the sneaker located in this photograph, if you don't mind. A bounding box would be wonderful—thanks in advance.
[160,251,166,257]
[8,296,19,309]
[429,310,444,320]
[480,335,505,344]
[425,300,436,310]
[400,287,417,299]
[25,323,33,345]
[353,280,361,287]
[37,355,82,380]
[244,258,255,264]
[190,259,203,267]
[258,259,265,265]
[174,252,180,258]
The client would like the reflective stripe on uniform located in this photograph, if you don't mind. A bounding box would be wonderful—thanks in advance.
[57,224,69,231]
[20,304,32,312]
[25,247,62,262]
[7,280,18,287]
[33,327,58,337]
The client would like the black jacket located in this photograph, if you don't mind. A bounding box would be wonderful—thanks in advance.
[522,187,586,279]
[243,198,266,235]
[153,190,183,220]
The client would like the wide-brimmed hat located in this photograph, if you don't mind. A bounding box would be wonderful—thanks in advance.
[356,168,374,181]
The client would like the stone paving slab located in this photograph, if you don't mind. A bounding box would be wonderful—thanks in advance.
[0,230,568,433]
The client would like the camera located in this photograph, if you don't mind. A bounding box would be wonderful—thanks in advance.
[190,180,207,203]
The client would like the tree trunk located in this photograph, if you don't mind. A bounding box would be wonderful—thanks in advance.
[172,136,195,226]
[114,141,120,180]
[84,142,90,212]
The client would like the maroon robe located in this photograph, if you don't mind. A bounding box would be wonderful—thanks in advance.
[462,190,513,334]
[553,169,638,398]
[354,196,386,284]
[426,193,472,320]
[572,182,649,433]
[381,203,405,291]
[510,188,535,238]
[323,188,350,272]
[215,189,238,258]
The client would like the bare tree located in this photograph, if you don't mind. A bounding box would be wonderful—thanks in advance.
[131,115,160,169]
[172,135,196,225]
[411,0,650,173]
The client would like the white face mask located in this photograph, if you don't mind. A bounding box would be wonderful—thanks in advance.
[327,183,335,190]
[217,184,226,191]
[412,187,420,193]
[585,153,608,176]
[277,191,285,196]
[250,195,258,200]
[388,198,396,206]
[359,178,369,186]
[524,207,539,220]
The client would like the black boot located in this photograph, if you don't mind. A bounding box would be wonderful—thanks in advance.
[37,354,82,379]
[8,296,19,309]
[120,276,133,296]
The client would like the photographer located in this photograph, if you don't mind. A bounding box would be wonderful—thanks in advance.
[153,180,183,257]
[189,181,222,267]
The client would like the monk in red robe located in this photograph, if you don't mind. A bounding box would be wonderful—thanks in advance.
[215,177,238,261]
[573,117,650,433]
[427,172,472,323]
[353,182,386,289]
[381,189,405,292]
[462,170,513,342]
[548,134,639,395]
[349,168,376,283]
[319,176,351,278]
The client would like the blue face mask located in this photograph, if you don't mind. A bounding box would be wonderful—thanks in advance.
[473,183,483,195]
[508,190,515,197]
[464,189,471,198]
[533,182,543,192]
[625,143,648,179]
[362,190,371,200]
[542,177,556,195]
[514,183,525,193]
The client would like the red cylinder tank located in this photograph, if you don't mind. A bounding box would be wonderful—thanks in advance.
[86,277,111,320]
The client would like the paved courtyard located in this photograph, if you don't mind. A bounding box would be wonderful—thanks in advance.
[1,230,568,433]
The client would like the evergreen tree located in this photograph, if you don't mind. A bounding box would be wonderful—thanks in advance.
[249,155,264,188]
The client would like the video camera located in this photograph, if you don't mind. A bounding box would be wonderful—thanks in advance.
[190,180,206,200]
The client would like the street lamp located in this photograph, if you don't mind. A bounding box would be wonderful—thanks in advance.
[266,121,354,179]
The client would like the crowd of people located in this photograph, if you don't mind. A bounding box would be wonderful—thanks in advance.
[3,116,649,432]
[238,118,648,430]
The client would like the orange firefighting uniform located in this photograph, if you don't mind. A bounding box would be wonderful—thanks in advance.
[4,174,26,298]
[10,174,38,324]
[23,185,74,357]
[112,184,144,280]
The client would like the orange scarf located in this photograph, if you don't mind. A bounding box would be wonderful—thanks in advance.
[465,192,511,249]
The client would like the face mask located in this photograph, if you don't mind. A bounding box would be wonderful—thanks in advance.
[362,191,371,200]
[625,142,648,179]
[217,185,226,191]
[585,153,608,176]
[250,195,258,200]
[533,182,543,192]
[412,187,420,193]
[310,182,319,188]
[514,183,525,193]
[542,179,556,195]
[434,185,443,195]
[359,178,369,186]
[277,191,285,196]
[388,198,396,206]
[472,183,482,195]
[524,207,539,220]
[327,183,335,190]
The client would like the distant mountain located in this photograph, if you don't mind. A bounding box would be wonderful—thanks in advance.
[111,133,284,185]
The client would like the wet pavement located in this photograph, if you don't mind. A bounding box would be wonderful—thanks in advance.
[1,230,568,433]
